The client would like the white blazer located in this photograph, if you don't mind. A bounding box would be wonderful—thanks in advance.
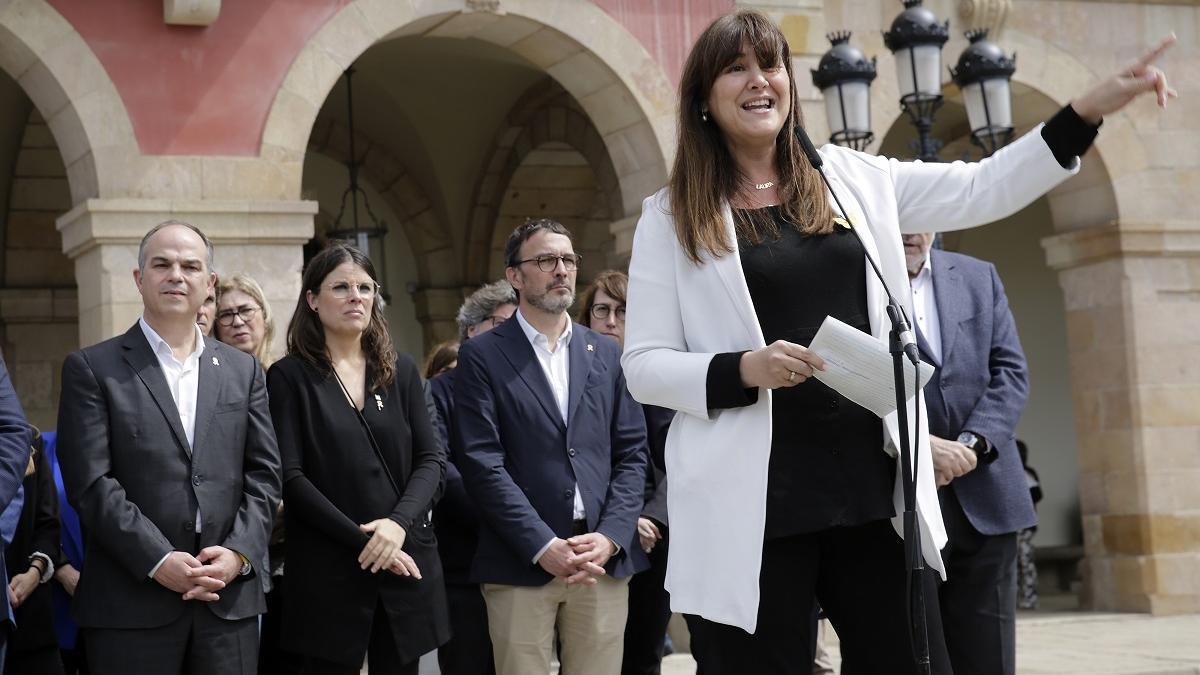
[621,125,1078,633]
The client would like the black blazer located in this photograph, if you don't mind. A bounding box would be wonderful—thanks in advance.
[56,324,282,629]
[268,354,449,666]
[4,443,60,656]
[453,317,649,586]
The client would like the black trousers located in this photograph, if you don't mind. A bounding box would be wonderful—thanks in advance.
[686,519,952,675]
[939,487,1019,675]
[259,582,301,675]
[622,533,673,675]
[297,600,417,675]
[86,603,258,675]
[437,583,495,675]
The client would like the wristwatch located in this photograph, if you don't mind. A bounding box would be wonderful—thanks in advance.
[957,431,996,464]
[237,553,253,578]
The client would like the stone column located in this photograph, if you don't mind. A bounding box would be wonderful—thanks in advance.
[57,199,316,353]
[412,286,466,347]
[1043,223,1200,615]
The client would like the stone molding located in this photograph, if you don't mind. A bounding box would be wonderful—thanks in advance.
[55,198,318,259]
[1042,224,1200,271]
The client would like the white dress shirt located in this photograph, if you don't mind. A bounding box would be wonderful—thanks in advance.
[140,317,205,578]
[515,309,588,563]
[910,253,943,364]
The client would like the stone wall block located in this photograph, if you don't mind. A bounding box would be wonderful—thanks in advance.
[471,14,542,48]
[546,51,616,101]
[14,147,66,177]
[9,176,70,211]
[510,28,581,70]
[579,83,642,137]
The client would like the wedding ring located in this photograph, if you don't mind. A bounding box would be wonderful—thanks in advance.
[788,370,797,382]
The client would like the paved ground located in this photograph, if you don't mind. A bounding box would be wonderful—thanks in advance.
[415,608,1200,674]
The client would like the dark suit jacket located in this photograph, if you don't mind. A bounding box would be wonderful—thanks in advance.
[0,357,32,634]
[56,323,282,629]
[920,250,1036,536]
[268,354,449,666]
[429,369,483,585]
[5,443,61,654]
[453,317,649,586]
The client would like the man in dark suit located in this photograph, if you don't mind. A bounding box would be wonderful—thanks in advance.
[0,356,33,671]
[56,221,281,675]
[454,219,648,675]
[431,278,516,675]
[905,232,1035,675]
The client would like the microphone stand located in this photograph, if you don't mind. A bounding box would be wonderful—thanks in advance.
[795,126,932,675]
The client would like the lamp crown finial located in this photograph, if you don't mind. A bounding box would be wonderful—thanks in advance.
[828,31,853,46]
[965,28,990,43]
[901,0,923,8]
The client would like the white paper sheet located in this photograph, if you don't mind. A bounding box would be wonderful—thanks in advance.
[807,315,935,419]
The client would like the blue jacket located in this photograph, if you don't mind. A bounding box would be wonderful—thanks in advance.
[0,357,33,632]
[920,250,1036,535]
[453,317,649,586]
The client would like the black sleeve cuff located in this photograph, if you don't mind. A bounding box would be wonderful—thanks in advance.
[1041,104,1101,169]
[705,351,759,410]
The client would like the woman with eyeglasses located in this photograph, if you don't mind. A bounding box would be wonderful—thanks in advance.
[267,243,449,675]
[577,270,675,675]
[215,274,277,368]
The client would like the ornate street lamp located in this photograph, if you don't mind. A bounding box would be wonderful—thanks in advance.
[328,66,391,300]
[811,32,878,152]
[883,0,950,161]
[951,29,1017,157]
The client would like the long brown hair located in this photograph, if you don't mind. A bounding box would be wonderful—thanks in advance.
[670,10,834,264]
[286,242,397,391]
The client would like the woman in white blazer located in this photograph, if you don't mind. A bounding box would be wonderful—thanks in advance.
[621,10,1174,674]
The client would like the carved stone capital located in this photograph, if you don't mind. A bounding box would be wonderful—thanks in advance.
[957,0,1011,36]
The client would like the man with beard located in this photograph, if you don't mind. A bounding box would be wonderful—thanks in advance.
[453,219,648,675]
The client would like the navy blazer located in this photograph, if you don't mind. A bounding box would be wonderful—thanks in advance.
[920,250,1036,536]
[453,316,649,586]
[429,369,482,585]
[0,357,32,632]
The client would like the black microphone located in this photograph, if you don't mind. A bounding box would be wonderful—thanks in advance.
[794,125,920,365]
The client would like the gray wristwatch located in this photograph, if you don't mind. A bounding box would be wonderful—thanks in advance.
[957,431,996,464]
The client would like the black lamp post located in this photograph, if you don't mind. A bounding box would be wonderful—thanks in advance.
[883,0,950,161]
[811,32,878,152]
[328,66,391,300]
[951,29,1017,157]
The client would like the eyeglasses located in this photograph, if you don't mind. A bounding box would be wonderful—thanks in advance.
[590,304,626,321]
[513,254,582,273]
[481,314,508,329]
[216,305,261,327]
[326,281,379,299]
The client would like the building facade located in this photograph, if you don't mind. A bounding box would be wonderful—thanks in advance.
[0,0,1196,614]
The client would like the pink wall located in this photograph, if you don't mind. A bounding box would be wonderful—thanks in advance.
[47,0,351,156]
[45,0,729,157]
[592,0,732,86]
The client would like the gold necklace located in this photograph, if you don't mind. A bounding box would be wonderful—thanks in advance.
[754,180,775,190]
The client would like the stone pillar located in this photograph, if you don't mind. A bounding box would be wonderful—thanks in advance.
[57,199,316,352]
[412,286,466,347]
[1043,223,1200,615]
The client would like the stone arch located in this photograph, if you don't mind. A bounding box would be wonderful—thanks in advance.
[306,114,452,287]
[260,0,673,225]
[465,78,621,284]
[0,0,139,203]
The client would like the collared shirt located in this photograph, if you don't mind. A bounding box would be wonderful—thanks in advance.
[515,309,589,564]
[140,317,205,578]
[910,253,943,364]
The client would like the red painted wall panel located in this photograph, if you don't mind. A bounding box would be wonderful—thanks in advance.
[47,0,351,156]
[44,0,729,157]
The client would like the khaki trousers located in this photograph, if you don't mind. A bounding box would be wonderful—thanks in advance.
[482,575,630,675]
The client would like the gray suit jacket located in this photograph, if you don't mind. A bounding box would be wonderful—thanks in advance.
[920,250,1036,535]
[57,323,281,629]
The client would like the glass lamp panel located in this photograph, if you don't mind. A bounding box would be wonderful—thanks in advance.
[963,78,1013,131]
[912,44,943,96]
[825,81,873,134]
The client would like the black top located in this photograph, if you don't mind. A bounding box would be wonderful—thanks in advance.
[716,214,896,537]
[268,353,449,665]
[5,443,61,654]
[702,105,1101,538]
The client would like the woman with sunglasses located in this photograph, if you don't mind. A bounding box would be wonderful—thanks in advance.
[268,243,449,674]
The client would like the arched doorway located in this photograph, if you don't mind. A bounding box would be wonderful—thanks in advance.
[275,0,673,357]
